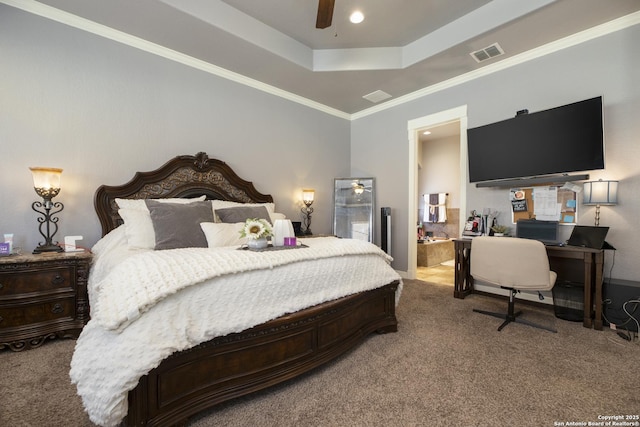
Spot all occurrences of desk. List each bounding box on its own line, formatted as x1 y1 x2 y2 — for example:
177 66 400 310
453 238 604 330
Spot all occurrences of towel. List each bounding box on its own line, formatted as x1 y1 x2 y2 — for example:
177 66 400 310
424 193 447 223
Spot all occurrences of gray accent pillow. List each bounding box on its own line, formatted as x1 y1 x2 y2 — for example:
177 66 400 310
145 200 214 250
215 206 271 224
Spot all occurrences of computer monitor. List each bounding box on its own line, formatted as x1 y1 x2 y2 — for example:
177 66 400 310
516 219 560 245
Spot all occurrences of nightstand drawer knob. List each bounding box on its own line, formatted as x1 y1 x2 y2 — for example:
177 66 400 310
52 303 63 314
0 283 3 290
51 275 65 285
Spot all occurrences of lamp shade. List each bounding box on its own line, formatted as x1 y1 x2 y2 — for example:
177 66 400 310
583 180 618 205
30 167 63 199
302 189 315 205
30 167 62 190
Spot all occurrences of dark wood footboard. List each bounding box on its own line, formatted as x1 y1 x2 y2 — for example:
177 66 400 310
125 280 400 426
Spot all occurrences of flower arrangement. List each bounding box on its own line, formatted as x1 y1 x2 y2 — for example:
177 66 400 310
240 218 273 240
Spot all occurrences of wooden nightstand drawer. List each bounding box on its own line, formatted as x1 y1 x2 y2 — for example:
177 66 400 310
0 267 73 297
0 297 75 328
0 251 91 351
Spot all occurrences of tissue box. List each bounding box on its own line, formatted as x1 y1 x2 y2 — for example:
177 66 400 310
0 242 10 256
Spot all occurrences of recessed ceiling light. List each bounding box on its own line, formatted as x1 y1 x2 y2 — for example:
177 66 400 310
423 131 432 135
350 11 364 24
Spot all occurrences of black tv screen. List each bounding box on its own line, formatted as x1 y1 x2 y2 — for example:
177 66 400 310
467 96 604 183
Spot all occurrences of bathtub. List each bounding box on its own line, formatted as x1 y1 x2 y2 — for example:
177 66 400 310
417 238 454 267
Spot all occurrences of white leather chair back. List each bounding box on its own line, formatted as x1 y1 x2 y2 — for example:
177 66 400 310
470 236 557 291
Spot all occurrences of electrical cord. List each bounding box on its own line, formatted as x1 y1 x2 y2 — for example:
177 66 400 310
603 250 616 290
622 299 640 343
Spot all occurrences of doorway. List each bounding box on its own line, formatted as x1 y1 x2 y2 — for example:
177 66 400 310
407 105 468 281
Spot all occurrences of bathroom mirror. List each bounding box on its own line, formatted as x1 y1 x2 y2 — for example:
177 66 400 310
332 178 375 242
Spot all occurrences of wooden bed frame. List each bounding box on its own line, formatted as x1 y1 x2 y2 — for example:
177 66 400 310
94 152 399 426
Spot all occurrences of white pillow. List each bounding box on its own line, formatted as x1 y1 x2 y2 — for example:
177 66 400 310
200 222 247 247
117 196 207 249
270 212 286 221
118 208 157 249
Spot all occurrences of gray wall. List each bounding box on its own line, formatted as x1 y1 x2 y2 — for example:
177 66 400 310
0 6 350 252
352 24 640 280
2 5 638 282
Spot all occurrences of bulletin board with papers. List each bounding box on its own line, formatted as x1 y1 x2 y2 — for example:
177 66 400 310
510 186 577 224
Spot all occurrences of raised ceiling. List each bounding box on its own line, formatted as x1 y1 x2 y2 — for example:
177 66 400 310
8 0 640 116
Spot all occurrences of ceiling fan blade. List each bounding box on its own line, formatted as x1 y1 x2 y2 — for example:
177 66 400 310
316 0 335 29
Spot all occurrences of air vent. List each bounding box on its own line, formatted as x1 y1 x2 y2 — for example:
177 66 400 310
470 43 504 63
363 90 392 103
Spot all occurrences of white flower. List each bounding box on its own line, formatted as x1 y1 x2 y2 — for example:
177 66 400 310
240 218 273 240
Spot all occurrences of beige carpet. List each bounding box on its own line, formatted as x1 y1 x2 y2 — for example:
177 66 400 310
1 279 638 427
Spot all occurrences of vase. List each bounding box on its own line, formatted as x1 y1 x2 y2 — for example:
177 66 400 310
272 219 295 247
248 237 268 249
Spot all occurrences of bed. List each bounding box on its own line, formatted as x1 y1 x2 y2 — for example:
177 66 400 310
71 152 401 427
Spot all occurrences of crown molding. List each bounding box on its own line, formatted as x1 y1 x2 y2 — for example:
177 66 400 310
3 0 639 121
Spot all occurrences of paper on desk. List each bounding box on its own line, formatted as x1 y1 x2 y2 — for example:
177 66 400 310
533 187 561 221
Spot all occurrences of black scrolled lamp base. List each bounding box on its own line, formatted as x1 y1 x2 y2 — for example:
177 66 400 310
32 197 64 254
301 205 314 235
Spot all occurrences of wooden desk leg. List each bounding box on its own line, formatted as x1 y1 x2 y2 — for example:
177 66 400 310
454 244 472 299
583 253 593 329
593 251 604 331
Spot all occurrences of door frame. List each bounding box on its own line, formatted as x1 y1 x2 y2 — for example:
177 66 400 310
407 105 468 279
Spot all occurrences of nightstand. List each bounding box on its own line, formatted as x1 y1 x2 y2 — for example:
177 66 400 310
0 251 91 351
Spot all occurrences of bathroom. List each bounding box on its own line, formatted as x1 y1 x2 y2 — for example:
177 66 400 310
417 122 461 281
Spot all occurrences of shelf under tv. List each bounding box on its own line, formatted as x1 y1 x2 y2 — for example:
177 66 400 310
474 173 589 188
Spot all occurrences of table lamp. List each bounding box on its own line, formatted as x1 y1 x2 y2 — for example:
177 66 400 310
30 167 64 253
301 189 315 235
583 179 618 226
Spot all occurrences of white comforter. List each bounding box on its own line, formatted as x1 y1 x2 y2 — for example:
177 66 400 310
70 227 402 427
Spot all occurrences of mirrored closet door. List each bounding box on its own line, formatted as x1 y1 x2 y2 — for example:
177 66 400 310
333 178 375 242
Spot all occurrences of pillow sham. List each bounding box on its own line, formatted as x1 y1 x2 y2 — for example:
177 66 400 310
200 222 246 247
117 196 207 249
215 206 271 224
116 195 206 210
118 208 157 249
146 200 214 250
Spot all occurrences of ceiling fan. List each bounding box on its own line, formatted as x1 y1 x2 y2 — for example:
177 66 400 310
316 0 335 29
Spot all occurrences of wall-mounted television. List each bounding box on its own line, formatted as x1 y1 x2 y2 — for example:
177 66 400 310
467 96 604 183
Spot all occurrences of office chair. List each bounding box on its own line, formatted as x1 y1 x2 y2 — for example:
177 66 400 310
470 236 558 333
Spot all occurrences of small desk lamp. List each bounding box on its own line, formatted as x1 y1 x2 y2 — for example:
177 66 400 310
301 189 315 235
30 167 64 253
583 179 618 226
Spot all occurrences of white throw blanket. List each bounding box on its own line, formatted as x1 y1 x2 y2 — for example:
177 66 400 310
90 237 395 331
71 235 402 427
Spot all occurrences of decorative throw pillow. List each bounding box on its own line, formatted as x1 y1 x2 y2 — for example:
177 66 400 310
211 200 275 221
215 206 271 224
200 222 246 247
145 200 214 250
117 196 207 249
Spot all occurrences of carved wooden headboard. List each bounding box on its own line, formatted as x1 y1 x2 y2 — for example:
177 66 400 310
94 152 274 236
